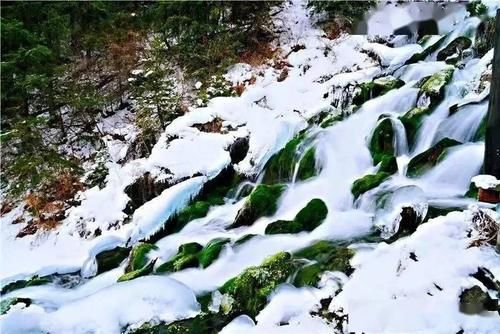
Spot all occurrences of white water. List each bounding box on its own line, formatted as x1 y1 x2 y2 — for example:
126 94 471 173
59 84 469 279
1 1 498 333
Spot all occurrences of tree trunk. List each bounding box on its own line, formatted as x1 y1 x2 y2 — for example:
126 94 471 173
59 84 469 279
484 9 500 178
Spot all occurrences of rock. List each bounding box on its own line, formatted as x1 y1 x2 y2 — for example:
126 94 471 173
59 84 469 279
405 35 447 64
459 285 497 314
0 297 31 315
399 107 432 148
129 313 232 334
476 17 496 57
265 198 328 234
293 241 354 287
296 147 318 181
369 117 395 164
437 37 472 62
419 68 454 102
95 246 130 275
124 242 158 273
218 252 297 317
352 76 404 106
277 68 289 82
198 238 231 268
263 133 305 184
406 137 461 177
229 137 249 164
156 242 203 273
387 206 424 241
124 173 171 212
230 184 286 228
117 259 157 282
1 275 51 295
351 172 391 199
378 155 398 174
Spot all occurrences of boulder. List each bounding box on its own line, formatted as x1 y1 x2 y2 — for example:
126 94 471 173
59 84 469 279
406 137 461 177
352 76 404 106
296 147 318 181
369 117 395 164
262 133 305 184
399 107 432 148
156 242 203 273
265 198 328 234
230 184 286 228
351 172 391 199
229 137 249 164
459 285 497 314
96 246 130 275
437 37 472 61
419 68 454 102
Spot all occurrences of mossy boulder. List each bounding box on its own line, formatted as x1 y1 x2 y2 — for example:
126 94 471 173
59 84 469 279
405 35 447 64
262 133 305 184
156 242 203 273
218 252 298 318
1 275 51 295
0 297 31 315
297 147 318 181
378 155 398 174
459 285 497 314
199 238 230 268
125 242 158 273
230 184 286 228
423 205 460 223
129 312 232 334
95 246 130 275
419 68 454 100
399 107 432 148
265 198 328 235
351 172 391 199
320 113 343 128
369 117 395 164
352 76 404 106
406 137 461 177
117 259 157 282
437 37 472 62
293 241 354 287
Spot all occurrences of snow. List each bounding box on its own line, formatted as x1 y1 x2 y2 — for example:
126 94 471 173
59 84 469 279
0 276 199 334
472 174 500 190
332 210 500 333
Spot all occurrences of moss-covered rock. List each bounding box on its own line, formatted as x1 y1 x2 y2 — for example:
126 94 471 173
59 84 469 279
218 252 298 318
1 275 51 295
125 242 158 273
320 113 343 128
0 297 31 315
459 285 497 314
405 35 447 64
423 205 460 223
156 242 203 273
399 107 432 148
419 68 454 100
351 172 391 199
95 246 130 275
199 238 230 268
467 0 488 17
378 155 398 174
437 37 472 62
230 184 286 228
117 259 157 282
293 241 354 287
297 147 318 181
129 312 232 334
369 117 395 164
262 133 305 184
265 198 328 235
352 76 404 106
406 137 461 177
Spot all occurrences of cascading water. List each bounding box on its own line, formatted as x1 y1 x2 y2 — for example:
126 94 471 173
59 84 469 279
1 1 498 333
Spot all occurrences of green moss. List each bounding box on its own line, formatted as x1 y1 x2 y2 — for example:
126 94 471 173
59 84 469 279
1 275 51 295
352 76 404 106
293 241 354 287
405 35 447 64
297 147 318 181
419 68 454 100
230 184 286 228
465 182 479 199
156 242 203 273
198 238 230 268
406 137 461 177
263 133 306 184
1 297 31 315
117 260 156 282
467 1 488 16
219 252 298 317
265 198 328 235
369 117 394 164
320 113 343 128
234 234 258 246
399 107 432 147
423 206 460 223
96 246 130 275
129 312 232 334
351 172 390 199
378 155 398 174
125 242 158 273
474 115 487 141
177 197 225 227
437 37 472 62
